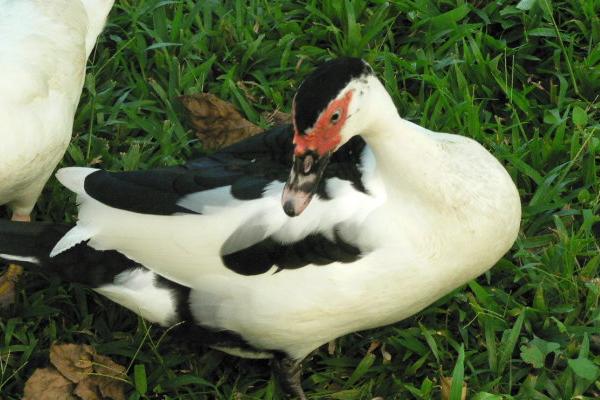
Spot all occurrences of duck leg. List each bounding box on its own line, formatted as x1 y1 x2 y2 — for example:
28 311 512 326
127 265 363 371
0 213 29 306
272 355 307 400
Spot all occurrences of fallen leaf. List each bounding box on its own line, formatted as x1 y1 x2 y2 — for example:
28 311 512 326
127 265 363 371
440 376 467 400
24 344 128 400
92 353 127 379
236 81 259 102
50 343 94 383
366 340 381 355
0 263 24 308
90 353 128 400
89 155 103 165
0 277 17 307
262 109 291 125
179 93 263 151
75 375 127 400
73 378 101 400
74 350 128 400
23 367 76 400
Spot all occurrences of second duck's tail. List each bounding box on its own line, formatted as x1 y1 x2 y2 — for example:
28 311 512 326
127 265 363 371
0 220 72 266
0 219 140 288
0 219 192 327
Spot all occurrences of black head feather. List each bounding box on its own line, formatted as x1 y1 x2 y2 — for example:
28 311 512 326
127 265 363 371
293 57 373 134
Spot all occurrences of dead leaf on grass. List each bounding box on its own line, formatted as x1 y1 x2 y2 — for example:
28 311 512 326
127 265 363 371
74 375 127 400
24 343 128 400
366 340 381 355
179 93 263 150
23 367 76 400
262 109 291 125
0 263 24 308
87 353 128 400
73 378 102 400
73 352 128 400
50 343 94 383
92 353 127 379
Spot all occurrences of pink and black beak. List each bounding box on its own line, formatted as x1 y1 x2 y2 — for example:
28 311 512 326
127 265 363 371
281 150 332 217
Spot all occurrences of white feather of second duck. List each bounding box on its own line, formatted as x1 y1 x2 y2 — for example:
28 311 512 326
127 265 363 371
0 0 113 216
54 75 520 361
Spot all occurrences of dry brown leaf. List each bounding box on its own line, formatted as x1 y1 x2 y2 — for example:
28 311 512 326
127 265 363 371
50 343 95 383
23 367 76 400
73 378 102 400
72 352 128 400
92 353 127 379
236 81 259 102
366 340 381 355
179 93 263 151
262 109 291 125
440 376 467 400
25 343 128 400
74 375 127 400
0 263 24 308
95 374 127 400
89 155 103 166
0 277 17 307
90 353 128 400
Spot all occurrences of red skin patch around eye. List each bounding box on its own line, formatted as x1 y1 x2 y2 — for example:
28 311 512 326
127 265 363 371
293 90 354 156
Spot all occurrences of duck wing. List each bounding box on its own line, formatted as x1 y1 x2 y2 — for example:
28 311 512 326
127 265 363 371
54 124 381 284
80 124 368 215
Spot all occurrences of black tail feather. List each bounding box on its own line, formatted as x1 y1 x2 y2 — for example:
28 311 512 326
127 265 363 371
0 220 138 287
0 220 72 265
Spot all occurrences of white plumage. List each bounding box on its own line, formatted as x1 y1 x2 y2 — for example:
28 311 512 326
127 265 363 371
52 74 520 361
0 57 521 397
0 0 113 217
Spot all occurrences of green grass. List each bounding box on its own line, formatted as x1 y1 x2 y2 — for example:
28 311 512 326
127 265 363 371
1 0 600 398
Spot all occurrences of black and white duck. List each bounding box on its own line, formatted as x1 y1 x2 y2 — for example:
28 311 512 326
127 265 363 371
0 57 521 398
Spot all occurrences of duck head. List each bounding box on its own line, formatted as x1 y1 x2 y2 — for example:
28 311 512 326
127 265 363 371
282 57 377 217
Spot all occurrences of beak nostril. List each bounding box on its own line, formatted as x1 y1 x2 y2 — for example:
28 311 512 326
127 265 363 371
303 155 313 174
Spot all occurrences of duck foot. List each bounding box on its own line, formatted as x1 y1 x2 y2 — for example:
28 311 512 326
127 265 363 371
272 355 307 400
0 264 24 307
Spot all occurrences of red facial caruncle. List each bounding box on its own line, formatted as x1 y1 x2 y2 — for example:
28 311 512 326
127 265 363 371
293 90 354 156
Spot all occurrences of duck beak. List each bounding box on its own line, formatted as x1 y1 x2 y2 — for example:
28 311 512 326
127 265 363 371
282 151 332 217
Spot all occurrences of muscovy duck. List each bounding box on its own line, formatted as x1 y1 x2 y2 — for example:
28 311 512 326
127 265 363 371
0 58 521 399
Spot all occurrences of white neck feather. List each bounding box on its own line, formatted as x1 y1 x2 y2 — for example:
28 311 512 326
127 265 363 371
80 0 115 57
358 78 446 206
355 77 521 272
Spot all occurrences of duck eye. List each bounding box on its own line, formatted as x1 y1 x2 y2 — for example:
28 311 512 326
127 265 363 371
330 110 341 124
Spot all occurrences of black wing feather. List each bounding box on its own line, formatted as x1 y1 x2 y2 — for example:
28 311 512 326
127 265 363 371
83 124 368 215
221 229 362 275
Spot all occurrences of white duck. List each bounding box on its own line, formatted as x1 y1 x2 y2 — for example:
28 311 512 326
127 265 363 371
0 58 521 398
0 0 114 302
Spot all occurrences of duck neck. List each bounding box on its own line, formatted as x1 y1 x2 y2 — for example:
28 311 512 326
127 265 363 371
360 84 445 205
